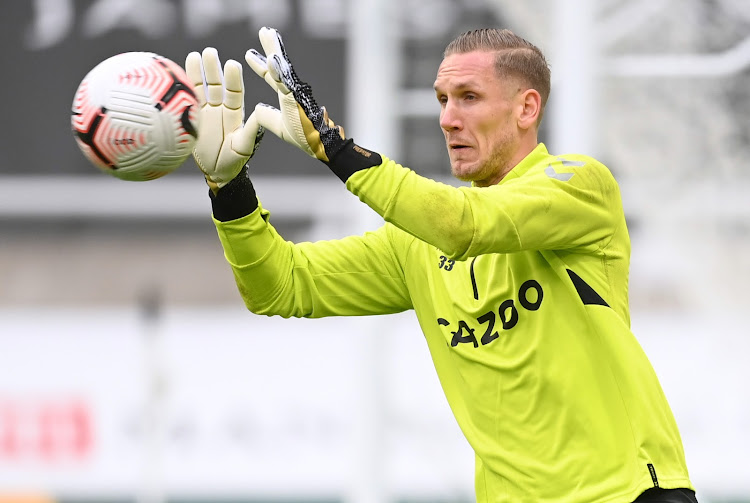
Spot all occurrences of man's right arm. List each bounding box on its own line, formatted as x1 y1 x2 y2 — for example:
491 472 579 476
210 169 413 319
184 47 410 319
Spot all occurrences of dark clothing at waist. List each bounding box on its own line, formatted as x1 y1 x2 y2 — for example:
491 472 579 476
634 488 699 503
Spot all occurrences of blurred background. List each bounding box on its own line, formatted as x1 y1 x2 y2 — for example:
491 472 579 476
1 0 749 502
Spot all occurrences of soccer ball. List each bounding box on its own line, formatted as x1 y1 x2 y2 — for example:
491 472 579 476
71 52 200 181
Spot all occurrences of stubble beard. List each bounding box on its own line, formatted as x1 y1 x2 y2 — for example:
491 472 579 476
451 133 515 187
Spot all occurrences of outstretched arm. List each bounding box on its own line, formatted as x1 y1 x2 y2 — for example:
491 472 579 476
212 201 413 318
245 28 622 260
186 46 412 318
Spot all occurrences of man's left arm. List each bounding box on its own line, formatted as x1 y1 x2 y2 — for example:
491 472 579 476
340 154 622 260
246 28 620 260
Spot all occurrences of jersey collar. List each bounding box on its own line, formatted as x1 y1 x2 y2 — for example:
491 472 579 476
497 143 549 186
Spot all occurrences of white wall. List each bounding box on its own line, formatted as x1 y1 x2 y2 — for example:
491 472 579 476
0 308 748 501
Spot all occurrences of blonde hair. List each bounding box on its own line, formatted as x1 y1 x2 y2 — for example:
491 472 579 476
444 29 551 123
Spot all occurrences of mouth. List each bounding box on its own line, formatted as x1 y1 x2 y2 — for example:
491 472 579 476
449 143 471 151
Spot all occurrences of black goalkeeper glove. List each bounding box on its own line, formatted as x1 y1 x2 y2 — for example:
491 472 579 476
245 27 381 180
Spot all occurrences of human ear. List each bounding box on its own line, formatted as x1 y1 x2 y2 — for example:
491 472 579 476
517 89 542 129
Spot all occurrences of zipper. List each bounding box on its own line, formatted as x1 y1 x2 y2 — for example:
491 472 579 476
470 256 479 300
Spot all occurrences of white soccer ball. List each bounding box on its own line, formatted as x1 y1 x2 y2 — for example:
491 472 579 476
71 52 200 181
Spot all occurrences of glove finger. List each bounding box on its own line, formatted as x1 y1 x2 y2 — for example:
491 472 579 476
223 59 244 133
245 48 280 93
232 111 264 156
254 102 286 140
259 27 284 62
223 59 244 111
185 51 206 108
245 49 267 78
269 55 291 94
259 27 292 94
201 47 224 106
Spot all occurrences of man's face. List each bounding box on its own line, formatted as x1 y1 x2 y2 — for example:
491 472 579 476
434 51 521 186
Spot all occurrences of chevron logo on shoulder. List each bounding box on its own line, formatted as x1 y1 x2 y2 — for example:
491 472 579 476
545 158 584 181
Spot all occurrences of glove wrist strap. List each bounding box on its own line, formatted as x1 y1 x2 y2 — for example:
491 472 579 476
325 139 382 182
209 166 260 221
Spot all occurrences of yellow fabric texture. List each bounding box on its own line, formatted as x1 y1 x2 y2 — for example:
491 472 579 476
214 143 693 502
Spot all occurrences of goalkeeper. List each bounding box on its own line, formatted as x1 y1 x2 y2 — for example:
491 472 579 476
185 28 697 503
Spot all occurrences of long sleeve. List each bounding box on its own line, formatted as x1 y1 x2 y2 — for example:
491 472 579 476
214 203 413 318
339 143 622 261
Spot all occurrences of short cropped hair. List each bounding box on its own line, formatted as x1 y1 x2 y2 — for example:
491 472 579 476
444 29 551 124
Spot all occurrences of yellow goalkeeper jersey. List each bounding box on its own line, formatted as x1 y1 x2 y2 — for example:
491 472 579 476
214 143 693 502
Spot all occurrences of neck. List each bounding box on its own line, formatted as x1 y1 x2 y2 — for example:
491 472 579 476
508 133 538 173
479 133 538 187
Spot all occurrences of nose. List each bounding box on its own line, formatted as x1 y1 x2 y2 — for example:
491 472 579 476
440 100 461 132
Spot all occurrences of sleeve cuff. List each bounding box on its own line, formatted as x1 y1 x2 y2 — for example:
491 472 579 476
325 139 383 182
209 166 259 222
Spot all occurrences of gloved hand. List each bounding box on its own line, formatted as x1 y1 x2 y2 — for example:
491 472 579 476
185 47 264 192
245 27 347 163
